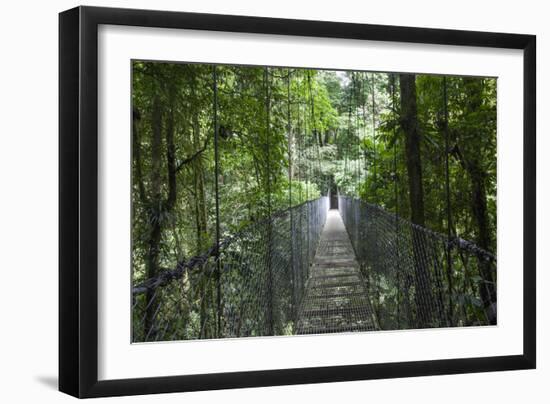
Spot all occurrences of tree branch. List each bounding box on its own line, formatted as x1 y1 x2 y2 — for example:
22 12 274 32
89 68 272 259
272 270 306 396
175 135 210 173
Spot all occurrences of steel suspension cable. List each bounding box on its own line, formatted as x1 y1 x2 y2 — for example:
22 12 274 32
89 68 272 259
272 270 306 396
287 70 293 209
351 72 357 195
303 95 310 203
212 65 222 336
361 72 368 199
443 76 454 325
301 75 311 272
369 73 378 203
264 67 274 334
391 74 400 219
264 68 272 216
287 69 297 319
297 85 303 203
353 72 361 196
344 73 352 193
390 73 402 327
307 71 324 197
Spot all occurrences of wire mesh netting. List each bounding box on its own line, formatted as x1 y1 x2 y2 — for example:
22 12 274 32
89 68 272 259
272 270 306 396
296 210 377 334
132 194 496 343
338 196 497 330
132 196 329 342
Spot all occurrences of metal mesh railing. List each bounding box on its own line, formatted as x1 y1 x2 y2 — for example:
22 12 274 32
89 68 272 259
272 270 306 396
132 196 329 342
296 210 378 334
338 196 497 330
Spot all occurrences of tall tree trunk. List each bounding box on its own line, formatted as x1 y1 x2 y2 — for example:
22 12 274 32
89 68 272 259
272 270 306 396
132 107 147 205
324 130 330 146
165 91 177 212
145 95 163 338
471 167 496 323
459 78 496 324
399 74 433 327
192 113 208 254
400 75 425 226
189 75 210 338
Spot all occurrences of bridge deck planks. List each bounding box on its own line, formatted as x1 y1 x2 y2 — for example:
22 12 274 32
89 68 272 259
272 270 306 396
296 209 377 334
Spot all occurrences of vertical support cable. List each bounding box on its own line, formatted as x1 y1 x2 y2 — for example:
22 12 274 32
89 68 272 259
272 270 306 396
287 71 293 212
353 72 360 197
307 71 322 196
361 72 368 200
370 73 378 203
369 72 381 310
303 97 309 203
346 73 353 193
296 88 304 295
304 80 311 269
264 67 274 335
287 69 297 321
443 76 454 326
351 72 357 195
212 65 222 337
391 73 401 328
391 74 399 217
297 89 303 203
357 72 363 196
351 72 360 254
300 75 310 273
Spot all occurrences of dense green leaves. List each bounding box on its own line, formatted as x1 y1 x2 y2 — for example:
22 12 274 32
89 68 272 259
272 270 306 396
132 62 496 293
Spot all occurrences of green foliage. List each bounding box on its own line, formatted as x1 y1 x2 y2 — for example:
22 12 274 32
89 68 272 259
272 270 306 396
132 63 497 329
132 64 339 284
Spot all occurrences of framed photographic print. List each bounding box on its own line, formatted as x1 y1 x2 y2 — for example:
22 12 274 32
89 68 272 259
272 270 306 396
59 6 536 398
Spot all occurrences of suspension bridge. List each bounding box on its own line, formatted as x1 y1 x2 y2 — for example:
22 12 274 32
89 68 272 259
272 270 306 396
132 195 496 342
131 67 497 342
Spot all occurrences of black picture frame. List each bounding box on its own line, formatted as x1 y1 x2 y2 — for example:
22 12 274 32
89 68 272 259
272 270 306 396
59 5 536 398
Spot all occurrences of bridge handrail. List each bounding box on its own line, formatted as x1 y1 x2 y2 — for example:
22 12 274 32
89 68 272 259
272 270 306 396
339 195 496 263
132 196 328 295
